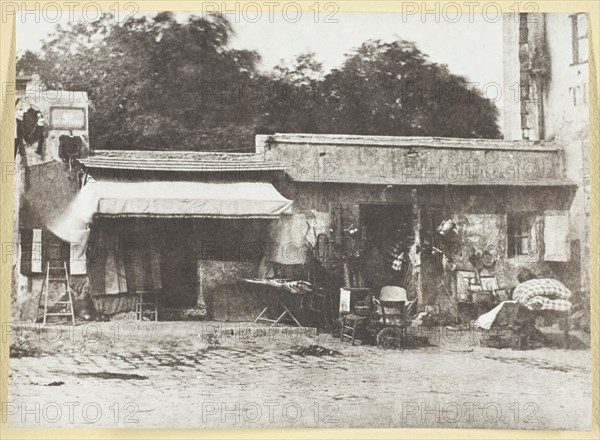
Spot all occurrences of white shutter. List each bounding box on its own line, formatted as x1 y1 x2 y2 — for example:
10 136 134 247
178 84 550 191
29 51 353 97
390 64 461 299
339 288 351 314
544 211 570 262
31 229 43 273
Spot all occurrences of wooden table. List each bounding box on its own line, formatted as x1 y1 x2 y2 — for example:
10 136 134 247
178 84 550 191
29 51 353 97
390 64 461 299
241 279 314 327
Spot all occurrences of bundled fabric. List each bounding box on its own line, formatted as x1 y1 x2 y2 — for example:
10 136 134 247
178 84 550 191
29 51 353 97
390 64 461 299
513 278 573 312
58 134 84 162
475 278 572 330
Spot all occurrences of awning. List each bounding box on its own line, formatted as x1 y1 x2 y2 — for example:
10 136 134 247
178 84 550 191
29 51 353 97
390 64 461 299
50 180 293 242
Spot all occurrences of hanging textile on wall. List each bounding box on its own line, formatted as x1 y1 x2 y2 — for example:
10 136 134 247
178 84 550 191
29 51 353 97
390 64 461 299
304 210 331 249
104 229 127 295
267 214 310 265
125 223 162 293
69 229 90 275
89 228 127 295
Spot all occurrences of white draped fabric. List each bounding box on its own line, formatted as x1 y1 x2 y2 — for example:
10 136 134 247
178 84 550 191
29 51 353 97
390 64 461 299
50 180 293 243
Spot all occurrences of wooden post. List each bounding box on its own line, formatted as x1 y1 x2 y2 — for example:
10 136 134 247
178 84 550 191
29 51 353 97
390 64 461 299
192 222 207 314
563 315 570 349
411 189 423 308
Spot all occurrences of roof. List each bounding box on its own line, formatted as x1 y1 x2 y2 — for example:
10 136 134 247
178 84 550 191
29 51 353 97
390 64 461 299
268 133 563 152
79 150 287 172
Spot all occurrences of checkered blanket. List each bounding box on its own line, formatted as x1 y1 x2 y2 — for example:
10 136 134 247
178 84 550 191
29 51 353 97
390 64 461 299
512 278 573 312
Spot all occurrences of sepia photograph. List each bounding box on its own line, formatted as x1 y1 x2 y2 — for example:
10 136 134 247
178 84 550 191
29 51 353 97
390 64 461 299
3 2 595 433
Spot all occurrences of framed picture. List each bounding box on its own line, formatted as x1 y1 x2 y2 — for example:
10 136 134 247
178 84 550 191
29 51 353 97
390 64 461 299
480 276 499 291
456 270 476 296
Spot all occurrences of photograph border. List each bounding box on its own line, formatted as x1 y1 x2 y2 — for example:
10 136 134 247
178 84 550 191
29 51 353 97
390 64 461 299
1 1 598 439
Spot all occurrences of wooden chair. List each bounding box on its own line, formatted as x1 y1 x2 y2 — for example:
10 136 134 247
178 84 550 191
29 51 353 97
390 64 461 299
340 314 366 345
375 300 407 326
376 286 408 319
373 286 409 348
135 290 159 321
339 287 372 344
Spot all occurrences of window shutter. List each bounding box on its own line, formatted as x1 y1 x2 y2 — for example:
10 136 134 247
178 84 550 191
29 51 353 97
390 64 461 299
32 229 43 272
544 211 570 262
20 229 44 274
20 229 32 274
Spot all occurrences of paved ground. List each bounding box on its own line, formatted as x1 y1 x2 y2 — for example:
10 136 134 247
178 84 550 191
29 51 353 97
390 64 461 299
6 321 592 430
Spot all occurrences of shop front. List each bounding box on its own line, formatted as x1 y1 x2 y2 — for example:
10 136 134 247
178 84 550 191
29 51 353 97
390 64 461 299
265 134 579 321
49 174 294 320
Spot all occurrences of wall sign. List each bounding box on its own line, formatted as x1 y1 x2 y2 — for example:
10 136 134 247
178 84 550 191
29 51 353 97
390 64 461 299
50 106 87 130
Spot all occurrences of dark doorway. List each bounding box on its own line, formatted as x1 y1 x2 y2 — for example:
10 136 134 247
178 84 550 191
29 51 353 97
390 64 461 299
159 220 197 308
359 203 414 295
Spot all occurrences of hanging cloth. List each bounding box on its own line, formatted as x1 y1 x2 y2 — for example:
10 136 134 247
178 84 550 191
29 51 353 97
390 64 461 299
104 229 127 295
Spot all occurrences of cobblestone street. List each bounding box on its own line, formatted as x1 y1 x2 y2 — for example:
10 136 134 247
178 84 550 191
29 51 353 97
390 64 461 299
7 322 592 430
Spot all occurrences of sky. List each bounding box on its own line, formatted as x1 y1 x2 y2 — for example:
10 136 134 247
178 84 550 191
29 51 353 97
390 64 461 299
16 10 504 114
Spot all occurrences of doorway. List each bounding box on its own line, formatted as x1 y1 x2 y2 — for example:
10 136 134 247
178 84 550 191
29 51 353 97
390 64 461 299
159 219 197 308
359 203 414 296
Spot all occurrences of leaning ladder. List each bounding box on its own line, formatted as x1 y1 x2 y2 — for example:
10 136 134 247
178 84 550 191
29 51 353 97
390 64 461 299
38 261 75 326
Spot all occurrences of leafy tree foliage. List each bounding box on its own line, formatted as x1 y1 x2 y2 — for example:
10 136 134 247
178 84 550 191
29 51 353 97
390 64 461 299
17 14 500 151
317 40 500 138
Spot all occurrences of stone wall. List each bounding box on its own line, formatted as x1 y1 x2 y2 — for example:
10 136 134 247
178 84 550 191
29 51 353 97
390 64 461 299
262 134 567 186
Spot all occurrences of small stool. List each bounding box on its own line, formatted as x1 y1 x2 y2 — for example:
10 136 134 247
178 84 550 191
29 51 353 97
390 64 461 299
340 313 366 345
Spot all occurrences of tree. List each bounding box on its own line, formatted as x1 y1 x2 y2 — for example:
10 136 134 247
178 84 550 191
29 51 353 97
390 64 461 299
18 18 501 151
18 12 263 151
315 40 500 138
258 52 324 134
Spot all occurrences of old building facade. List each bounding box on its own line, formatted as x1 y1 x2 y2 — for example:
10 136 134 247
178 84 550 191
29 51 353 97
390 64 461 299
12 76 89 320
11 13 590 322
503 12 590 294
264 133 577 317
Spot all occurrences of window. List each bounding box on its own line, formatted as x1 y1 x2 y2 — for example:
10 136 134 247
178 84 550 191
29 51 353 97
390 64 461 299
507 212 540 259
571 13 589 65
569 84 588 106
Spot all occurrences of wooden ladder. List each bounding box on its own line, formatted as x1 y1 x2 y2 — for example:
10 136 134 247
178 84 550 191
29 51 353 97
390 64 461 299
37 261 75 326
